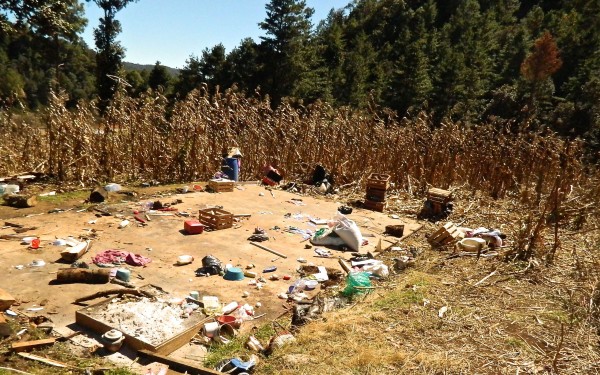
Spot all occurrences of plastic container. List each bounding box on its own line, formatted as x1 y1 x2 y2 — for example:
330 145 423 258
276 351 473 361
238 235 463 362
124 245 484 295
457 237 486 252
184 220 204 234
116 268 131 282
223 267 245 281
203 296 220 315
222 301 239 314
5 184 19 194
104 183 121 192
222 157 240 181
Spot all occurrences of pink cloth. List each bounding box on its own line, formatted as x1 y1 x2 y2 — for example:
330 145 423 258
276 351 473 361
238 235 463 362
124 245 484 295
92 249 151 267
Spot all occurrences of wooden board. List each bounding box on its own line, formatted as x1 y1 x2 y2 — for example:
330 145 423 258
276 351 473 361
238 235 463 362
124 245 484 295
0 287 16 311
60 240 91 263
12 338 56 352
139 350 223 375
75 286 211 355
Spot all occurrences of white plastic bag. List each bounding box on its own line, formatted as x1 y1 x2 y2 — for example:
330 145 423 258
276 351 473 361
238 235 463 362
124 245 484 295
332 213 362 251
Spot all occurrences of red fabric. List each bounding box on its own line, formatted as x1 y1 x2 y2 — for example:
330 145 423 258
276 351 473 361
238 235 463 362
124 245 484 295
92 249 151 266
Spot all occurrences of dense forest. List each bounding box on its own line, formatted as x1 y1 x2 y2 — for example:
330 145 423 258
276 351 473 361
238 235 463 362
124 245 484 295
1 0 599 151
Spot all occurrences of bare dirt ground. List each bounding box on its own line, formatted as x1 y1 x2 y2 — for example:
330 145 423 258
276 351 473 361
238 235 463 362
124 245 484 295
0 182 419 371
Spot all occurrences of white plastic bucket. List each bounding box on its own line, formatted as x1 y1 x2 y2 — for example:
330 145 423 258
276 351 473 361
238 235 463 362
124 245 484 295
457 237 487 252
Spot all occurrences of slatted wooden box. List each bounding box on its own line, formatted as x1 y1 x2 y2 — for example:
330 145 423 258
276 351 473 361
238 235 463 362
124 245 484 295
366 187 387 202
198 208 233 230
208 179 234 193
427 222 464 246
367 173 391 191
363 199 387 212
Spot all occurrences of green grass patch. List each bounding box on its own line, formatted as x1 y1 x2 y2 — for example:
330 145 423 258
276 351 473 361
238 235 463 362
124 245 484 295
203 321 277 369
203 335 248 368
373 271 434 310
37 189 89 204
103 369 139 375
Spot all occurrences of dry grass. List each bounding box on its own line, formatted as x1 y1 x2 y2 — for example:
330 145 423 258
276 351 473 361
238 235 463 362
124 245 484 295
256 191 600 374
2 88 600 374
1 87 594 199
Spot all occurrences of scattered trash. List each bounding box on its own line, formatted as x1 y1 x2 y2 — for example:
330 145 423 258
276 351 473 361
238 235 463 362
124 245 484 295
263 266 277 273
314 248 332 258
438 305 449 318
118 220 130 229
29 259 45 267
215 354 258 373
196 255 223 276
342 272 372 296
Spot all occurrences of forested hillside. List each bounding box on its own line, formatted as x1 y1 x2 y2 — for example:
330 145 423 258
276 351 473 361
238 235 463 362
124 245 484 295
1 0 599 150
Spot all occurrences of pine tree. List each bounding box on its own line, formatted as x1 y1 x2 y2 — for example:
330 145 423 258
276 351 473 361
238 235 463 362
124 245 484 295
91 0 137 113
258 0 314 106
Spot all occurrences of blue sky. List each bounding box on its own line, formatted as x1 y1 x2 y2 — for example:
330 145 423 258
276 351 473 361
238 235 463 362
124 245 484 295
82 1 350 69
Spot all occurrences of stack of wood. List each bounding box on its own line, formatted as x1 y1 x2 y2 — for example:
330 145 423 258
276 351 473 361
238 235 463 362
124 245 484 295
363 173 391 212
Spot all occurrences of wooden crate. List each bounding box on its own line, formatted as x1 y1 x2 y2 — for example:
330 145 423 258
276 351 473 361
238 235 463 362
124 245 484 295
427 187 453 204
427 222 464 246
366 187 387 202
198 208 233 230
367 173 391 190
363 199 387 212
208 179 234 193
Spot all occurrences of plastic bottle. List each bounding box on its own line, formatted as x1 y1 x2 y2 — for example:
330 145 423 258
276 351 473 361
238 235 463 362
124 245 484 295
222 301 239 314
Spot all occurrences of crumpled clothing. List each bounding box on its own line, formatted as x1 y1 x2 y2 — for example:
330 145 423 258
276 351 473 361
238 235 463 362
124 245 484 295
92 249 152 267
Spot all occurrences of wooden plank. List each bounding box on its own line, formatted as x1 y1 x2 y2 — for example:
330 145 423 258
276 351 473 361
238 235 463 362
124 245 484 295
250 241 287 259
155 316 212 355
12 338 56 352
138 349 223 375
0 288 16 311
17 352 69 368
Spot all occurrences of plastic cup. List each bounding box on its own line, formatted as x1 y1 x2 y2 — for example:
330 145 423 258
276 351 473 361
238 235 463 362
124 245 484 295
31 238 40 249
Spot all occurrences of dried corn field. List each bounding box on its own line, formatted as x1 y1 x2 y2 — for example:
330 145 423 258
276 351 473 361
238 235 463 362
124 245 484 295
0 87 598 202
